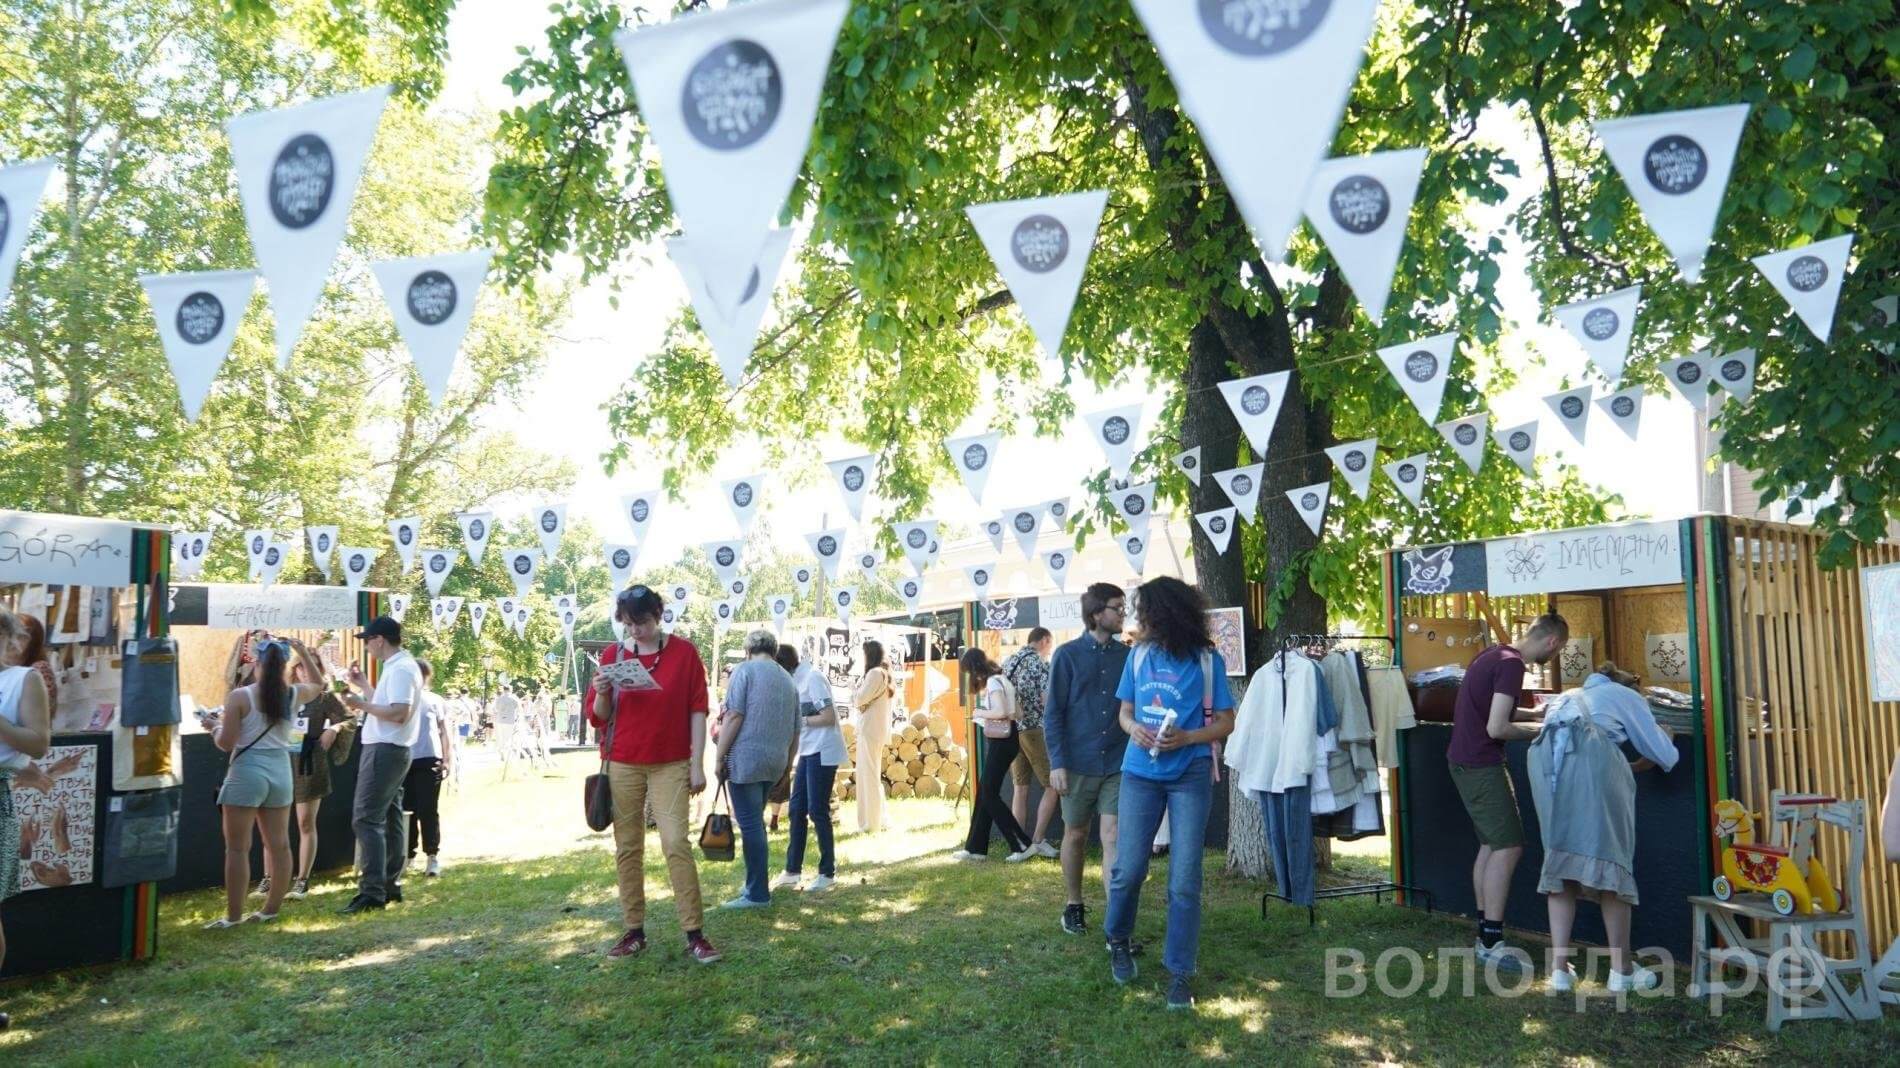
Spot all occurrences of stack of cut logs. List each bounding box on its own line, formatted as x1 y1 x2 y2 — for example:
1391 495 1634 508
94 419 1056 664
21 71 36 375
836 712 967 802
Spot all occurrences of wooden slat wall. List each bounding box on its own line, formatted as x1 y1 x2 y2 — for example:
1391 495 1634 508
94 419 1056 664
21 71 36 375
1724 519 1900 951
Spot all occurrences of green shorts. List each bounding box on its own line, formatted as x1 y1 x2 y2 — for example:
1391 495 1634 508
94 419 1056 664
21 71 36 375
1011 728 1051 787
1059 771 1120 826
1450 761 1524 849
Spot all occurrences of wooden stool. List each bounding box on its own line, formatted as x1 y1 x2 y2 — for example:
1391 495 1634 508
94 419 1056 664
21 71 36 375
1690 893 1882 1030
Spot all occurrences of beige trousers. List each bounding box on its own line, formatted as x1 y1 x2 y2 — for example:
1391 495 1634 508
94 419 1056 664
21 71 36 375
855 711 888 833
609 760 703 933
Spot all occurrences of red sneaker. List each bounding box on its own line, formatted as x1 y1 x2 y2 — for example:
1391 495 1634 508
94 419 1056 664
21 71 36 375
605 930 647 959
687 935 723 965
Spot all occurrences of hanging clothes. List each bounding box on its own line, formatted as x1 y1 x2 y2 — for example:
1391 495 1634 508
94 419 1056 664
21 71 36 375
1308 659 1360 818
1254 786 1315 906
1365 664 1414 769
1226 652 1324 794
1319 651 1377 779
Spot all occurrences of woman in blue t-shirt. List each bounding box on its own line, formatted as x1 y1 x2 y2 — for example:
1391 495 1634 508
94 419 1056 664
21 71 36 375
1104 576 1236 1012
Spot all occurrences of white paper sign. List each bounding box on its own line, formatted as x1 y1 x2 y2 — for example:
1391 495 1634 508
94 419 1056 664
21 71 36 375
1083 403 1144 480
1173 446 1203 486
1546 386 1594 445
1003 505 1043 562
965 189 1109 361
305 526 338 581
1196 507 1237 555
532 504 567 562
1119 532 1151 576
199 583 359 631
613 0 850 307
421 548 457 597
805 529 846 582
1325 438 1378 500
704 540 745 588
964 562 997 597
1710 348 1758 403
669 228 795 386
604 543 640 590
1211 464 1265 524
227 86 392 366
503 547 540 598
1042 547 1073 593
1753 234 1854 344
371 249 491 405
1382 453 1429 509
388 593 411 622
1303 147 1426 325
1595 103 1750 283
892 519 938 576
387 517 421 574
830 585 857 624
1216 371 1292 457
721 474 765 536
457 511 494 566
1112 483 1158 535
1286 482 1331 537
1484 519 1683 596
0 159 57 317
944 431 1002 504
1660 353 1715 407
1435 413 1489 474
1551 284 1642 383
140 269 257 421
1595 386 1645 439
1379 332 1456 425
338 547 376 590
825 455 874 523
1130 0 1379 262
1493 420 1539 477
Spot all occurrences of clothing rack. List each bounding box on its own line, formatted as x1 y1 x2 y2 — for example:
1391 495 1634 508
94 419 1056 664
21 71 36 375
1264 632 1433 926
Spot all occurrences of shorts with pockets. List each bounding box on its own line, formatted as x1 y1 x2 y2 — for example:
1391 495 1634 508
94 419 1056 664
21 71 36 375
1011 728 1051 787
1059 771 1120 826
1449 761 1524 849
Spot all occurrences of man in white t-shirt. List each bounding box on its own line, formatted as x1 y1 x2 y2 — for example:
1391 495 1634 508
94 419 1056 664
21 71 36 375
340 616 423 913
494 687 521 778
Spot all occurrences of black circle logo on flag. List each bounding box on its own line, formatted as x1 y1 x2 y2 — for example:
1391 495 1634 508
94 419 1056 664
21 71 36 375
1124 493 1146 516
1328 175 1390 234
1010 214 1069 273
682 39 782 151
469 518 487 541
1403 350 1438 383
858 553 875 570
985 520 1002 537
672 585 688 601
1013 512 1036 534
1643 134 1707 194
612 548 631 569
962 443 988 471
1300 491 1321 511
732 482 753 508
1343 450 1366 472
1230 473 1254 497
1049 501 1068 520
540 510 559 533
1720 358 1746 383
629 499 649 524
718 604 731 619
1508 430 1532 452
1785 255 1828 293
663 607 676 624
430 555 447 573
0 195 9 248
907 528 927 549
193 537 207 557
1210 515 1228 535
817 535 837 557
795 567 811 584
513 555 531 575
317 532 331 552
407 270 458 325
1180 454 1198 471
1050 553 1066 570
265 547 280 567
1127 536 1144 554
1611 396 1635 418
1454 423 1478 446
716 546 736 567
774 599 787 614
251 535 265 555
1560 396 1585 419
269 133 336 229
1199 0 1332 56
974 569 989 586
842 464 865 492
1101 416 1131 445
903 581 918 598
1676 361 1703 385
740 266 762 305
1241 384 1271 416
928 540 939 554
838 591 852 607
348 553 367 573
1397 463 1418 484
176 292 225 345
399 526 414 546
1582 307 1620 341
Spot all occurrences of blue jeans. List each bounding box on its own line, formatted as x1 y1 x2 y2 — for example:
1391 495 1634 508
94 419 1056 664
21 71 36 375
785 755 838 877
728 779 771 903
1104 758 1211 977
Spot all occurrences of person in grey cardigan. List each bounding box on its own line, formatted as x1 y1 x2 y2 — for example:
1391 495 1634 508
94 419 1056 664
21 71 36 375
713 630 801 908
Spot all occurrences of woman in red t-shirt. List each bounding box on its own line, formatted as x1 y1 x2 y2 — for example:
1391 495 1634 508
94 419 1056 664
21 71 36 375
587 585 721 966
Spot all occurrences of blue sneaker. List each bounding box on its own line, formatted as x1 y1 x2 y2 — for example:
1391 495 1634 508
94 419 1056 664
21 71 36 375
1109 940 1137 985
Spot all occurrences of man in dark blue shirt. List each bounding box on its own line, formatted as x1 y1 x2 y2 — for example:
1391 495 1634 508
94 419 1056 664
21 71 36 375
1043 582 1130 936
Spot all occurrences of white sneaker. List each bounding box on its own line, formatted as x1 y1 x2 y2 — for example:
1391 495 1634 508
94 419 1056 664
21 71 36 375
949 849 987 862
1546 964 1576 994
1607 965 1660 993
720 895 770 910
771 872 802 891
1474 938 1529 974
1005 847 1036 863
804 875 836 893
425 856 441 878
1033 841 1059 859
285 879 309 900
202 917 241 930
244 911 279 924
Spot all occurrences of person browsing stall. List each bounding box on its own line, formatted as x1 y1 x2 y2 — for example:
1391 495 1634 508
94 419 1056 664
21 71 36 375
1043 583 1131 937
1004 627 1060 859
338 616 423 915
774 643 846 893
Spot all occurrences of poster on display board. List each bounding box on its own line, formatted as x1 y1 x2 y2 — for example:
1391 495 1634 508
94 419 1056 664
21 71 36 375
12 744 98 892
0 511 135 588
979 596 1035 633
1859 561 1900 702
1206 606 1246 677
1483 519 1683 596
169 584 361 631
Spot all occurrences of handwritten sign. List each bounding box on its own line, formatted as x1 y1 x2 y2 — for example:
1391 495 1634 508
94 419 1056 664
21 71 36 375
171 584 359 631
0 511 134 587
1484 519 1683 596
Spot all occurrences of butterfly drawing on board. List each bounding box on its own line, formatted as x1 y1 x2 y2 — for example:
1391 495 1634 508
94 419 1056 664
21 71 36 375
1502 541 1546 583
1404 547 1455 595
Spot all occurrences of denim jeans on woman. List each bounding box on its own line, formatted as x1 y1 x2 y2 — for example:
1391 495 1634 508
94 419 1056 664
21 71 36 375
785 755 838 878
1104 757 1212 977
727 779 772 903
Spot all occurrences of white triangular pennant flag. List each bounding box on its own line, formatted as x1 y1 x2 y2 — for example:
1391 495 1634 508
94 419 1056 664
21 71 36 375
1596 386 1645 439
830 585 857 624
387 518 421 573
1753 234 1854 343
457 512 493 566
339 547 376 590
704 540 745 588
1382 454 1429 509
768 593 793 632
1211 464 1265 524
1864 295 1898 355
726 576 750 604
825 455 874 522
1303 147 1427 325
892 520 938 576
805 529 846 582
712 597 738 633
605 543 641 590
612 0 850 306
468 601 488 635
433 596 463 630
1041 547 1073 593
1082 403 1143 480
1493 421 1539 478
1130 0 1379 262
660 605 680 634
924 534 943 572
1112 483 1158 534
1216 371 1293 457
852 546 882 586
258 541 288 592
1546 386 1594 445
140 270 256 421
1435 413 1489 474
619 491 659 543
1378 332 1456 424
503 547 541 598
558 606 577 641
532 504 567 561
1285 482 1331 537
513 605 531 639
1196 507 1237 555
371 249 490 405
1595 103 1750 283
981 518 1006 555
1551 285 1643 383
178 532 211 581
944 432 1002 504
496 597 518 632
554 594 576 618
791 565 815 599
1661 354 1715 407
1003 505 1043 562
227 86 392 366
0 159 57 316
1325 438 1378 501
896 576 924 615
1119 532 1151 576
721 474 765 536
1044 497 1073 531
1711 349 1759 403
1173 446 1203 486
387 593 410 622
306 526 338 581
964 189 1109 360
245 530 271 581
963 563 998 598
669 229 795 387
667 584 692 609
421 549 457 597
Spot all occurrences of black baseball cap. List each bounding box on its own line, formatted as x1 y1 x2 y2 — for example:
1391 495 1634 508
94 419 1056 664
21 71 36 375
355 616 403 644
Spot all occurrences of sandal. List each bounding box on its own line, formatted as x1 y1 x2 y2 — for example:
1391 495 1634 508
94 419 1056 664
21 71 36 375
202 917 243 930
244 911 279 924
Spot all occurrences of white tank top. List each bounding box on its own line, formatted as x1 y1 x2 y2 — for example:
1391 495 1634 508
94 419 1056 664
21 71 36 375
234 684 298 751
0 666 30 772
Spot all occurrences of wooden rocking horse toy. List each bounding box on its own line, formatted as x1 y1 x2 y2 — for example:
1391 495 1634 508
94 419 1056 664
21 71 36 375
1711 796 1845 916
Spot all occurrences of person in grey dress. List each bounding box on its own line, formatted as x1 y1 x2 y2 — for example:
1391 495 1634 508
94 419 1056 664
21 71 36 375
713 630 801 908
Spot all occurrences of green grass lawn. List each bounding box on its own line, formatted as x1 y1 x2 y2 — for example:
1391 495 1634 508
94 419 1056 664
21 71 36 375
3 758 1897 1065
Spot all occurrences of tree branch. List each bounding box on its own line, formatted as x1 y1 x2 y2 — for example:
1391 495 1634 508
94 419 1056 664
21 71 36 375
1528 64 1632 283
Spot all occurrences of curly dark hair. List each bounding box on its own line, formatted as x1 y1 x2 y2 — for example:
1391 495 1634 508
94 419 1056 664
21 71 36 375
1132 575 1211 659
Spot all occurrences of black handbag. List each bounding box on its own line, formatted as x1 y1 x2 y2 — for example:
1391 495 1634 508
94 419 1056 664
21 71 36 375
699 783 735 861
583 695 616 832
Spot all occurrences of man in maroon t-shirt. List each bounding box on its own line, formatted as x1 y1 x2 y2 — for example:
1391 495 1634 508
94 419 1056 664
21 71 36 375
1446 612 1568 970
588 585 721 965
